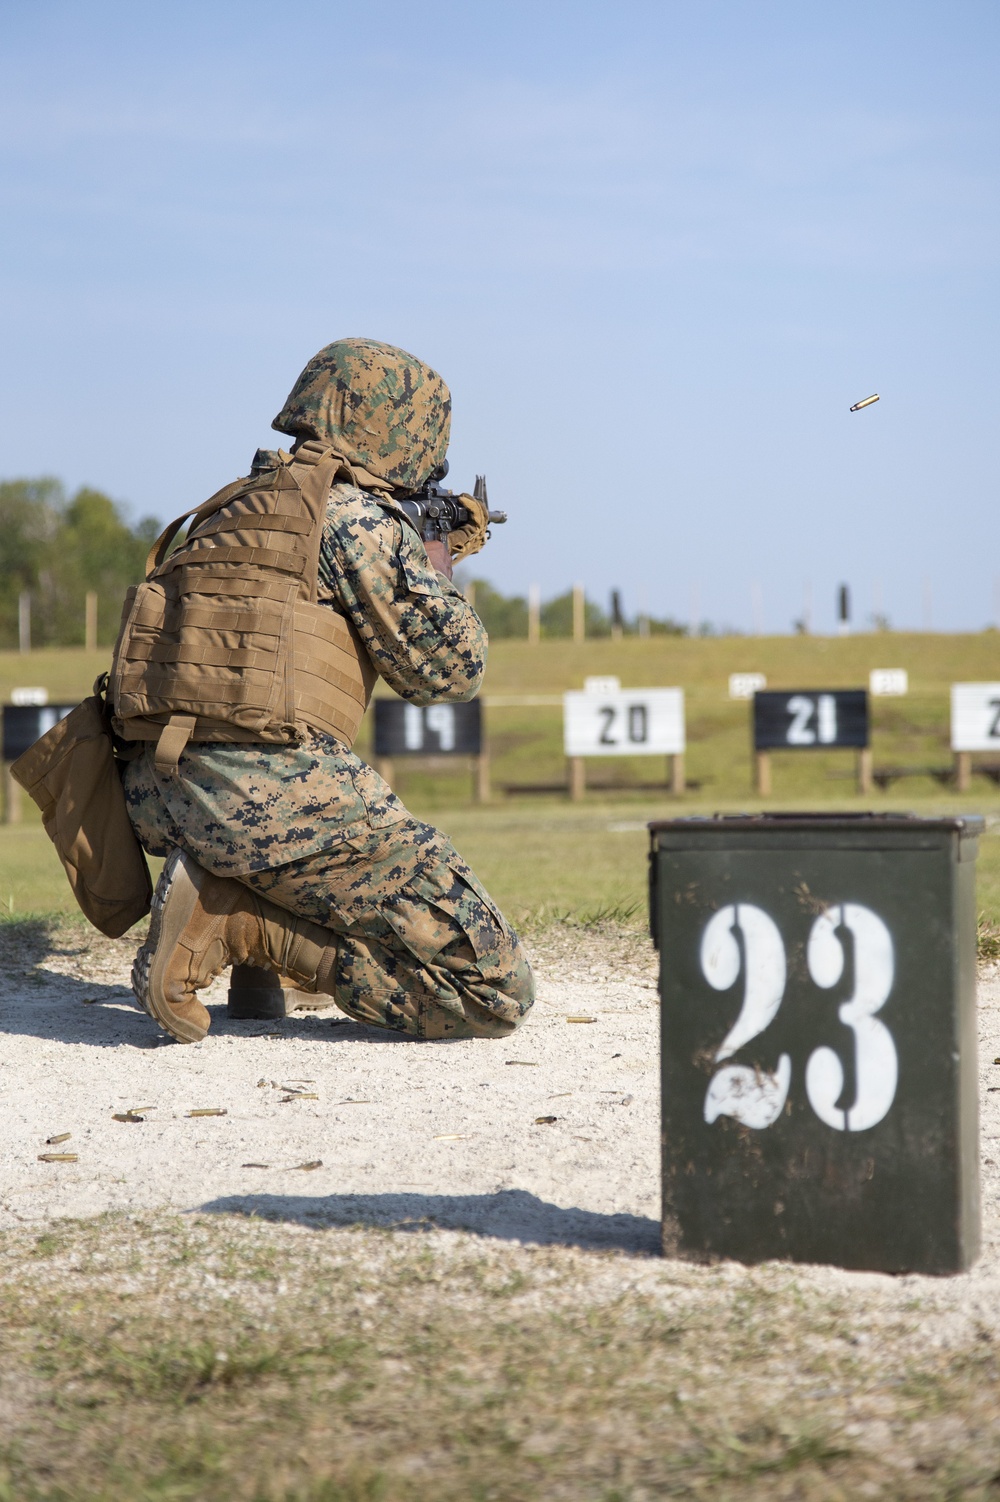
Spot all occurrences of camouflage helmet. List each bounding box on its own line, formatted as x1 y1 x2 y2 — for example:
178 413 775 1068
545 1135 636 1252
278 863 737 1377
272 338 451 492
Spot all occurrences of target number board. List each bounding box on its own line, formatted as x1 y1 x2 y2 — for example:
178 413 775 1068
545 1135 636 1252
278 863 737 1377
753 689 868 750
2 703 76 762
649 815 981 1274
951 683 1000 752
563 688 684 757
373 699 482 756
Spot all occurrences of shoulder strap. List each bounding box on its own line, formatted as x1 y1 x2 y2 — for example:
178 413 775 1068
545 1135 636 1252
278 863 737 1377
289 439 355 478
144 444 363 588
143 444 344 580
145 475 256 578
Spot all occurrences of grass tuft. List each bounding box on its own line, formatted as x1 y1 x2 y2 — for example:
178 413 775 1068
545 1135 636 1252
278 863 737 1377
259 1479 391 1502
98 1338 299 1404
978 911 1000 962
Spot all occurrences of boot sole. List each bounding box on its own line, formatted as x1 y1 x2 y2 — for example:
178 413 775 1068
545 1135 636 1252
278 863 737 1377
288 992 334 1011
132 850 208 1044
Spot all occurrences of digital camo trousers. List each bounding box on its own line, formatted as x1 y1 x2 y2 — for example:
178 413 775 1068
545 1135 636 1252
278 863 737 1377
240 820 534 1039
126 791 534 1040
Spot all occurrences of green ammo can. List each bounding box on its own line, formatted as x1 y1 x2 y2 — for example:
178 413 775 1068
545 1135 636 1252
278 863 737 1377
648 814 983 1274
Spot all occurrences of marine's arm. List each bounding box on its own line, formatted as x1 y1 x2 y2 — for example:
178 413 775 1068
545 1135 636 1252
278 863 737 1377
320 488 486 704
423 538 454 580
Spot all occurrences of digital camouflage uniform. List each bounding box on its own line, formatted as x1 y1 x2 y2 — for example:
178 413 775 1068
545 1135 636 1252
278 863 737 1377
121 340 533 1040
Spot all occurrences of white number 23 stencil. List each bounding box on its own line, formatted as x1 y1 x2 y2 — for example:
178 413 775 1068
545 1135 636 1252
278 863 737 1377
699 903 897 1133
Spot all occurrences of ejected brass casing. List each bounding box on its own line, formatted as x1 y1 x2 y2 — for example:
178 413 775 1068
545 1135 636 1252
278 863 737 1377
850 393 880 411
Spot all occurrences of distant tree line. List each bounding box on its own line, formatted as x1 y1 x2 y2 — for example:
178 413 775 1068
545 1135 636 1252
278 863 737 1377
0 477 723 651
460 577 712 639
0 478 159 648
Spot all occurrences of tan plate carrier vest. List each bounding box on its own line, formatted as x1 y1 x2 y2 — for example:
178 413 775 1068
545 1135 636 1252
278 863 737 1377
110 441 378 773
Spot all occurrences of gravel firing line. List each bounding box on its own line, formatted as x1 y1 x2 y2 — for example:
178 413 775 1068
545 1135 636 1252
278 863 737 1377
0 926 660 1249
0 923 997 1294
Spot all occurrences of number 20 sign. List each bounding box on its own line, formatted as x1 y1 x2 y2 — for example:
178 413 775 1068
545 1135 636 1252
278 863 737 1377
563 688 684 757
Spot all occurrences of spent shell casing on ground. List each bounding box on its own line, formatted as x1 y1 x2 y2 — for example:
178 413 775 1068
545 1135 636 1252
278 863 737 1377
850 393 880 411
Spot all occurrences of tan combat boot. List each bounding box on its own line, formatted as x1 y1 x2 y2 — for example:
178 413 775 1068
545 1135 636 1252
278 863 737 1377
132 848 337 1043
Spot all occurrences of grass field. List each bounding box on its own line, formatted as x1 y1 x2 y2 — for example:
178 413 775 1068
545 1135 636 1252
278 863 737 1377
1 1210 998 1502
2 636 1000 927
4 632 1000 805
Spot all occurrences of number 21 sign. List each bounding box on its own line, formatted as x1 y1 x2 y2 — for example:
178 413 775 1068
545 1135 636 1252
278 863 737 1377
753 689 868 750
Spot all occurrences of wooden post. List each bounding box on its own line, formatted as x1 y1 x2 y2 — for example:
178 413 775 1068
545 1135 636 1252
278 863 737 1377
4 765 21 824
374 756 394 787
85 591 98 651
18 592 30 654
474 750 490 804
569 756 586 801
755 751 771 797
955 751 972 793
572 583 585 643
670 753 685 796
857 747 874 796
528 583 540 644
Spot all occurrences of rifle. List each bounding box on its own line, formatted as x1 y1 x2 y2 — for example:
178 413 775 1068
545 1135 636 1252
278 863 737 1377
396 463 507 546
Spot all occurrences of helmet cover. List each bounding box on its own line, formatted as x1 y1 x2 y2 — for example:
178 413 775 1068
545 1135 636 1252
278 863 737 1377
272 337 450 492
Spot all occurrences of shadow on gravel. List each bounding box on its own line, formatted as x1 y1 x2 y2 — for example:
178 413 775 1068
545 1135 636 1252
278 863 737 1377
0 976 152 1047
201 1189 661 1256
0 919 151 1049
0 964 473 1048
0 915 62 962
0 919 481 1050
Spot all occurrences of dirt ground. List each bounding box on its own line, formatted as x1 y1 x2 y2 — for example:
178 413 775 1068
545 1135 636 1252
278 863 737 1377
1 920 999 1500
0 922 662 1245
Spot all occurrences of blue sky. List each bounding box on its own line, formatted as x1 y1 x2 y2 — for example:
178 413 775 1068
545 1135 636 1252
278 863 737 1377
1 0 998 633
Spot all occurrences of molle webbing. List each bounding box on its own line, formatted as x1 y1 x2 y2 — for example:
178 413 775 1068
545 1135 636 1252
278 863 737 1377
110 442 378 770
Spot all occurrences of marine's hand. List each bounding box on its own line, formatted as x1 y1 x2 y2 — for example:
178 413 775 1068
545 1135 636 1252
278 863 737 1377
447 494 490 562
424 539 454 579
